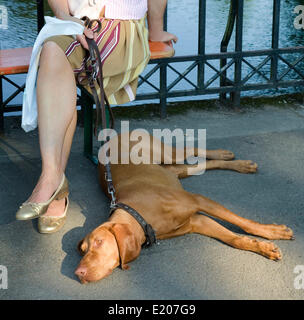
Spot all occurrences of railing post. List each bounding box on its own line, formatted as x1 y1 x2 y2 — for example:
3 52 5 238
0 76 3 133
159 5 168 118
233 0 244 107
220 0 236 102
160 62 167 118
36 0 45 33
197 0 206 90
271 0 280 86
164 3 168 31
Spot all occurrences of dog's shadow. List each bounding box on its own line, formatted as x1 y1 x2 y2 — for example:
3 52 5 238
61 226 85 282
60 193 109 283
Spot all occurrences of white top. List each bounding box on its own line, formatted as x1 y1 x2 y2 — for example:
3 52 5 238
68 0 148 20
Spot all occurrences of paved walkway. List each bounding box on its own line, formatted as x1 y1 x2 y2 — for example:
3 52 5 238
1 100 304 299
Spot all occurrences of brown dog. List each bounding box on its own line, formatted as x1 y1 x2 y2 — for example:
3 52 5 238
75 133 293 284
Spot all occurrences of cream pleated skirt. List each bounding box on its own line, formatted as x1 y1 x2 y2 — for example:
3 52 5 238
45 16 150 105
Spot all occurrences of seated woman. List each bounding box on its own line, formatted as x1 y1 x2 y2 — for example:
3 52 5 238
16 0 177 233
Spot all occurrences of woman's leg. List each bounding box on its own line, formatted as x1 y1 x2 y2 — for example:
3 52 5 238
27 41 77 206
43 108 77 217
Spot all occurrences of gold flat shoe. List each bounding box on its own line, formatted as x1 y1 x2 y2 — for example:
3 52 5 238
16 174 69 221
38 197 69 234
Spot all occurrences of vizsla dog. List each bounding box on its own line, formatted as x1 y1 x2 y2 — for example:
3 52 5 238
75 132 294 284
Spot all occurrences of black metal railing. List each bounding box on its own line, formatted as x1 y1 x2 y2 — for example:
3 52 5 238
20 0 304 117
135 0 304 116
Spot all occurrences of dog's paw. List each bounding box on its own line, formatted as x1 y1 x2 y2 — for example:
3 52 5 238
252 223 294 240
233 236 282 261
255 240 282 261
233 160 258 173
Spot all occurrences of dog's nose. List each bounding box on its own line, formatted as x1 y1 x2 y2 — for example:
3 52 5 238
75 266 87 277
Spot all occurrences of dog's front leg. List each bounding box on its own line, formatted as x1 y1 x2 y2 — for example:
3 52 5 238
193 194 293 241
190 213 283 261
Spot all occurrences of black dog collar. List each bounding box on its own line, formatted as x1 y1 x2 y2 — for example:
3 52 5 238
109 202 157 248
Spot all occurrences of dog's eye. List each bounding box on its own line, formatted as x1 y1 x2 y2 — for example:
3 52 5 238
94 239 103 247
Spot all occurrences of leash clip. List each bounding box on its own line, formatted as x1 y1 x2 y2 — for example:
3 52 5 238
105 171 117 208
91 60 98 81
109 190 117 208
87 54 98 82
107 184 117 207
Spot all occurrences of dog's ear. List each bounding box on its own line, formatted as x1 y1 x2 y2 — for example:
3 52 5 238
110 223 141 270
77 238 88 256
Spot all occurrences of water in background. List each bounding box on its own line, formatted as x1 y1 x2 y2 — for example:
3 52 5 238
1 0 304 109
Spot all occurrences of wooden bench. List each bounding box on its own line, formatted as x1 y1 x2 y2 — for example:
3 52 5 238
0 47 33 132
0 41 174 161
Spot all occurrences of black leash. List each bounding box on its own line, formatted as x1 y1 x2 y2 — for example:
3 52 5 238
80 17 114 134
81 17 157 248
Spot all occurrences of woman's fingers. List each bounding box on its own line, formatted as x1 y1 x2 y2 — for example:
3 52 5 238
76 27 96 51
164 32 178 44
166 41 173 47
76 34 89 50
83 27 94 39
149 31 178 44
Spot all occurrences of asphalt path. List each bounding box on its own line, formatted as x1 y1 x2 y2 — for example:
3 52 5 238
1 104 304 299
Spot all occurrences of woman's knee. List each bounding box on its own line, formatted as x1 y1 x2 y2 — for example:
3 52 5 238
40 40 70 71
41 40 62 57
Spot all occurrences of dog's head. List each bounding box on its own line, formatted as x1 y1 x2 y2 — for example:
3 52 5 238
75 222 141 284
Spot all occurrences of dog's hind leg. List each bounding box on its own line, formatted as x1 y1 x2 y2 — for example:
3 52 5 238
189 213 283 260
206 150 235 160
192 193 293 241
205 160 258 173
163 159 258 178
134 133 235 164
115 132 235 164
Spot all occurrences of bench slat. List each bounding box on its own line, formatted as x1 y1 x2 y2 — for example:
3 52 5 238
148 41 175 59
0 41 174 76
0 47 32 75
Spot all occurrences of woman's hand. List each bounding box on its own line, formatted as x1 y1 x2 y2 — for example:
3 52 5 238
76 27 97 50
147 0 178 47
48 0 97 51
149 30 178 47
